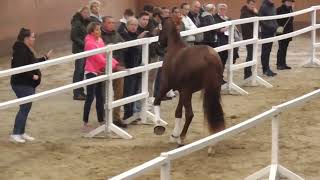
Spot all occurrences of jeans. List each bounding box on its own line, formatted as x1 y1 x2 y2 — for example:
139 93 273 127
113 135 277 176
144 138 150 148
73 58 85 97
11 85 35 135
123 74 141 120
244 44 253 79
83 73 104 123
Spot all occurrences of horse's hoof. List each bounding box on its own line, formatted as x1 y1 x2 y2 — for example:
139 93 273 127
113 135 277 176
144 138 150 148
154 125 166 135
177 144 185 148
208 147 216 156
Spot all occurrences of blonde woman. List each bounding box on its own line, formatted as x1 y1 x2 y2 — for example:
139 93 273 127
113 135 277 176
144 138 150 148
89 0 102 23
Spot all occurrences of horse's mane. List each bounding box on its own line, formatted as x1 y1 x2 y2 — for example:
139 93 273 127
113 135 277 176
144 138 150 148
162 16 183 43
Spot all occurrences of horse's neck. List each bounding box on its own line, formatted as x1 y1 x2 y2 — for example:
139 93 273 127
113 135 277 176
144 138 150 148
168 38 186 50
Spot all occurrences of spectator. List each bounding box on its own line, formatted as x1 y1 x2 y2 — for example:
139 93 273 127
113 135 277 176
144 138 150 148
188 0 202 27
143 4 154 18
259 0 278 77
82 22 121 132
180 3 197 44
161 7 170 18
240 0 259 79
70 6 91 101
101 16 127 128
118 8 134 36
214 3 240 83
172 7 185 32
200 3 218 48
10 28 53 143
188 0 204 44
148 9 162 98
120 17 144 121
89 0 102 23
137 12 151 36
276 0 295 70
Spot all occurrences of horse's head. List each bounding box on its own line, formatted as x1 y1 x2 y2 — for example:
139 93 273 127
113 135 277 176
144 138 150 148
158 16 182 47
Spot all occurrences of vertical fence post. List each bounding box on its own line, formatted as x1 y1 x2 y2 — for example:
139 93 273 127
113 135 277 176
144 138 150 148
271 114 279 165
252 18 259 85
310 9 317 64
227 24 235 93
269 113 280 179
141 42 149 124
105 50 114 134
160 161 171 180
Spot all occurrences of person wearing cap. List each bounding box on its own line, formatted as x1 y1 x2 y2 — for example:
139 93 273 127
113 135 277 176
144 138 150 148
276 0 295 70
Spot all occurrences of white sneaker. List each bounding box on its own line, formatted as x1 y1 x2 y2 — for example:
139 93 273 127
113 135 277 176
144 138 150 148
10 135 26 143
21 134 35 141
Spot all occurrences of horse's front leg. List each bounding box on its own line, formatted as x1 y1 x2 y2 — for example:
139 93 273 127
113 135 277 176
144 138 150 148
153 86 170 135
179 93 193 146
170 93 184 144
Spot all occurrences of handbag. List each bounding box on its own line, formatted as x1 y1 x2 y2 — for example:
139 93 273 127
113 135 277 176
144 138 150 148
276 14 292 35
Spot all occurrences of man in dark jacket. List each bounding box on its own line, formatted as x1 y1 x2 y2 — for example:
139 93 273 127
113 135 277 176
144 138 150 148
276 0 295 70
70 7 90 100
101 16 127 128
240 0 259 79
259 0 278 77
188 0 201 27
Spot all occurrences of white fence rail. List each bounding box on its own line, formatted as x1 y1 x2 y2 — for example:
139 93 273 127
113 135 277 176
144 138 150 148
110 88 320 180
0 6 319 139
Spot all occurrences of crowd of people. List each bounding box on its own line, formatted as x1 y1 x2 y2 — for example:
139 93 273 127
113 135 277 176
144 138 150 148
9 0 295 143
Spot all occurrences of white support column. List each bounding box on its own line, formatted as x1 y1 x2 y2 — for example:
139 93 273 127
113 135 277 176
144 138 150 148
160 153 171 180
243 19 273 88
223 24 248 95
84 50 132 139
246 110 304 180
140 43 149 124
303 8 320 67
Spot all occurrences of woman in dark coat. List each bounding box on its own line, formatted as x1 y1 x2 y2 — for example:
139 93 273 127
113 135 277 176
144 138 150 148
70 6 90 100
276 0 295 70
119 17 143 121
10 28 52 143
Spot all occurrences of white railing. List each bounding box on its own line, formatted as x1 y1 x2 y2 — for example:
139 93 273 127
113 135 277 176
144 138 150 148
0 6 319 139
110 88 320 180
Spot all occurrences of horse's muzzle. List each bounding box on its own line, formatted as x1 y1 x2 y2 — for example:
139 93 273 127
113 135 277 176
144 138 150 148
154 125 166 135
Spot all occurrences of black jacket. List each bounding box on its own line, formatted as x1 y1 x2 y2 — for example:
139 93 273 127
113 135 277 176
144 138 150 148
200 12 217 46
213 14 229 46
277 4 294 35
240 5 258 40
188 11 201 27
70 13 90 53
120 31 142 68
259 0 278 35
10 42 46 88
101 28 126 65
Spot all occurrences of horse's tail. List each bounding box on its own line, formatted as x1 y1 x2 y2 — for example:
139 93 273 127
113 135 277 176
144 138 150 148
202 62 225 134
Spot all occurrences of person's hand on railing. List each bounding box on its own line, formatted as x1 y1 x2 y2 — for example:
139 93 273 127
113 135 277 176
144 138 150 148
114 65 126 72
138 31 149 39
220 27 228 33
33 75 39 80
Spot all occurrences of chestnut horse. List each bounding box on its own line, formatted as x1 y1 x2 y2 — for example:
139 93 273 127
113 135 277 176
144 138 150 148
153 16 225 146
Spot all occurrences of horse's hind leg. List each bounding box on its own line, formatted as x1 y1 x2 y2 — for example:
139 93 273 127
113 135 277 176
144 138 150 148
179 92 193 146
170 94 184 144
